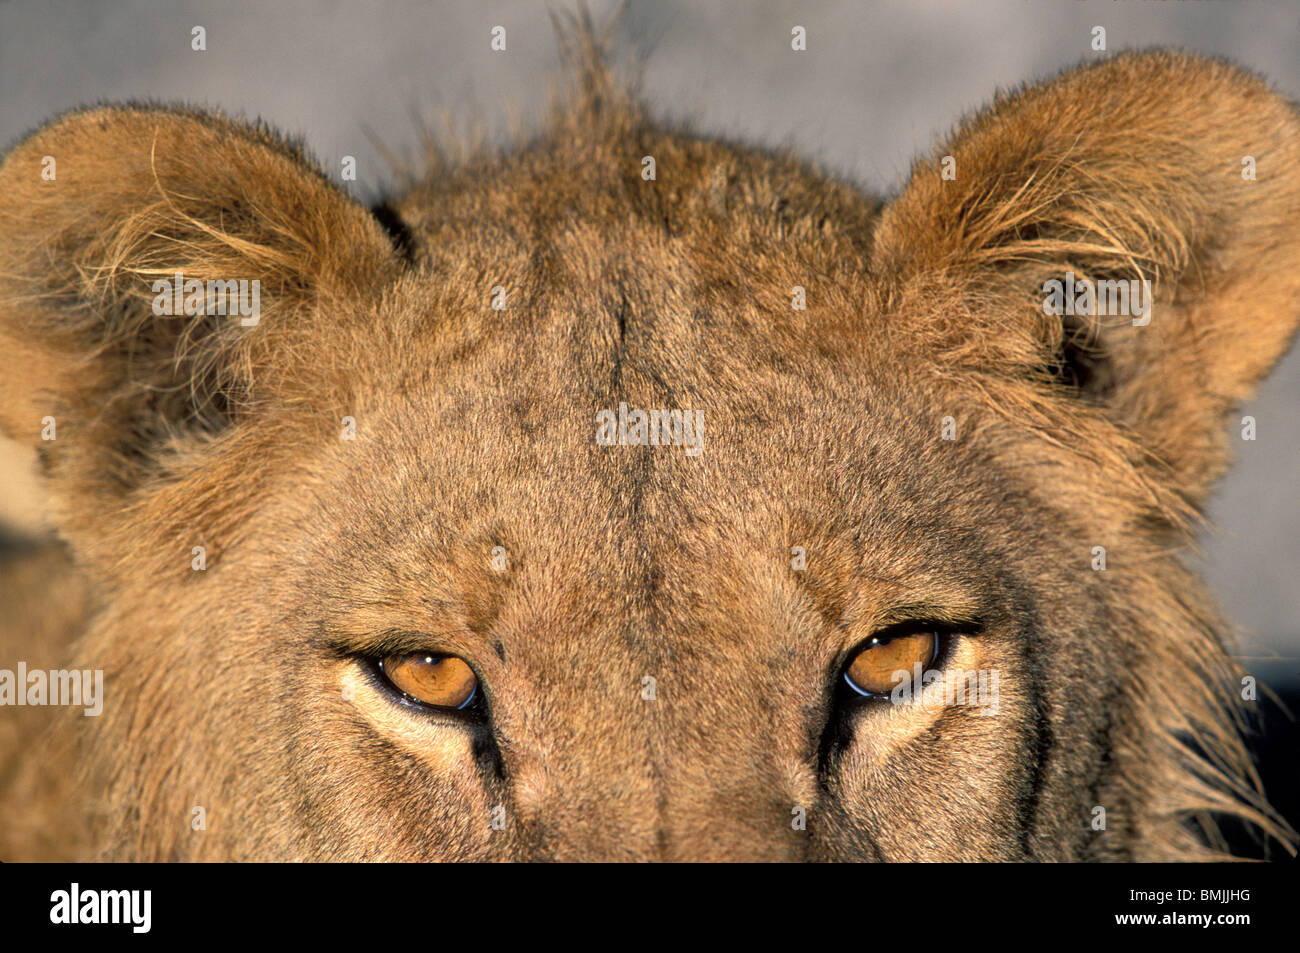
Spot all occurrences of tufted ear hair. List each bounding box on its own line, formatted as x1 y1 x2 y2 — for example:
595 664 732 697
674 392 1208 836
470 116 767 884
0 106 400 539
872 52 1300 508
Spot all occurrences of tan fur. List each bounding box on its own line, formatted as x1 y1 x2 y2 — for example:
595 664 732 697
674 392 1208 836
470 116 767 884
1 29 1297 860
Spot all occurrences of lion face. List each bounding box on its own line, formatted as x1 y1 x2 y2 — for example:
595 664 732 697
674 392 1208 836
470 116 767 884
1 47 1297 860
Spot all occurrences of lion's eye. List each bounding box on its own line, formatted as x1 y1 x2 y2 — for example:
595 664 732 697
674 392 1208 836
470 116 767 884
843 630 939 697
378 653 478 710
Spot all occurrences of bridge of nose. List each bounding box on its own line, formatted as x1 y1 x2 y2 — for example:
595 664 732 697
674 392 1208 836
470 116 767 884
494 521 820 860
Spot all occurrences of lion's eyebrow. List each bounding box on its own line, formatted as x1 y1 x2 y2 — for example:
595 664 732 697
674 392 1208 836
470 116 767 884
869 599 985 630
312 620 480 659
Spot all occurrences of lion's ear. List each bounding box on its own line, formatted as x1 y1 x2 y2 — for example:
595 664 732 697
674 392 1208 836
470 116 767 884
0 107 398 527
873 52 1300 506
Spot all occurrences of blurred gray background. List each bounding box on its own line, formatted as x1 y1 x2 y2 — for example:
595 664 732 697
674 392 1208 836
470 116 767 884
0 0 1296 668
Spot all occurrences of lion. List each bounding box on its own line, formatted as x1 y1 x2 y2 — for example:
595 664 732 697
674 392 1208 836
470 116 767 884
0 28 1297 860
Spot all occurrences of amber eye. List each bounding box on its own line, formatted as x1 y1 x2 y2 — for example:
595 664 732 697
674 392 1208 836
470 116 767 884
378 653 478 710
843 630 939 697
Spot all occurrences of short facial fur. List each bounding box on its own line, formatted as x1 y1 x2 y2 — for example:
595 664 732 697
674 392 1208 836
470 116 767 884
1 37 1298 861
